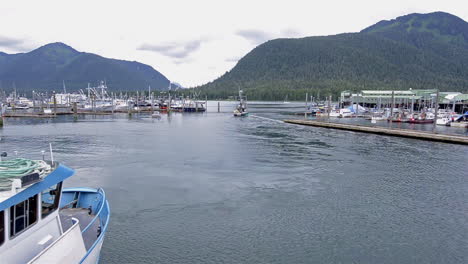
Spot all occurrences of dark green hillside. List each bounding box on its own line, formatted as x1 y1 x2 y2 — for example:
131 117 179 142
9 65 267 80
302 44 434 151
197 12 468 100
0 43 170 92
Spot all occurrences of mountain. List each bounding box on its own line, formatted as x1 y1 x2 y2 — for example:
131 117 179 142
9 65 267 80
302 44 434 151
170 82 185 90
0 42 170 92
197 12 468 100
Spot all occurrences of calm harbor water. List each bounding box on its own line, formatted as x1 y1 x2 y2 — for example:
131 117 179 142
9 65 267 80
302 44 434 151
1 101 467 263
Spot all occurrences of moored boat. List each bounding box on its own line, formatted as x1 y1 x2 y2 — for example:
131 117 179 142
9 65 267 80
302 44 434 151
407 118 434 124
0 155 110 264
338 109 353 118
407 112 433 124
450 111 468 127
436 116 452 126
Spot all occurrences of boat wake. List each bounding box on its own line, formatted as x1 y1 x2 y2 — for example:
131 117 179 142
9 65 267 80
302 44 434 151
250 114 284 124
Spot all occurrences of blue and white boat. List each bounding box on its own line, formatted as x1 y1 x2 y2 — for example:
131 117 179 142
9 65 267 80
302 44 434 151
0 157 110 263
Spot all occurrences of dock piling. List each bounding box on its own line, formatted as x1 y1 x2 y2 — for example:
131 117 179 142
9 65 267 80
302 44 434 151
390 91 395 127
433 90 439 133
53 92 57 116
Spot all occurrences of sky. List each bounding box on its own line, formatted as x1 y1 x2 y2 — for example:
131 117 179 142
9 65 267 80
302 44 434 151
1 0 467 87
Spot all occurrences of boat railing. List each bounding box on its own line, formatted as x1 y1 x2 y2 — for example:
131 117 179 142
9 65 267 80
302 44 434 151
79 188 110 263
59 187 110 263
81 188 106 234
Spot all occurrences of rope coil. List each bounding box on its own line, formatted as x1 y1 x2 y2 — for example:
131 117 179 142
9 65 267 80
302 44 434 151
0 158 52 190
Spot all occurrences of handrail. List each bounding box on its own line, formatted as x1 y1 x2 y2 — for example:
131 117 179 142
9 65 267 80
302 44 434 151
81 188 106 234
79 190 110 264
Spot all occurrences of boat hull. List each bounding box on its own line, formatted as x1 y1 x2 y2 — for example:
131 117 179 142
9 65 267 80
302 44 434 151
60 188 110 264
450 122 468 128
234 112 249 117
81 237 104 264
407 119 433 124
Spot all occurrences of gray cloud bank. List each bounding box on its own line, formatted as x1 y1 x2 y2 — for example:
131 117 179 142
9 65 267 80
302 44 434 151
0 35 32 52
236 28 302 45
138 40 202 59
235 29 273 45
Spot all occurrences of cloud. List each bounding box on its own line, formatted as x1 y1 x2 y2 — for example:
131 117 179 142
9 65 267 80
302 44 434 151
280 28 302 38
0 35 31 52
138 40 202 59
235 29 273 45
225 56 240 62
174 57 195 65
236 28 303 45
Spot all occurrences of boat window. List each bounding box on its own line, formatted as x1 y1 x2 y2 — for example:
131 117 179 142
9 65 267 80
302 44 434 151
41 182 63 218
0 211 4 246
9 195 38 238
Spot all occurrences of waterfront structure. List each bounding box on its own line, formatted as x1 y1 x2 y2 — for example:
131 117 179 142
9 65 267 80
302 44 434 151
340 89 468 112
285 119 468 145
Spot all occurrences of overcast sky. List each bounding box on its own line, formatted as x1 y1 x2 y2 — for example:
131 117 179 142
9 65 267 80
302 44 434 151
1 0 467 87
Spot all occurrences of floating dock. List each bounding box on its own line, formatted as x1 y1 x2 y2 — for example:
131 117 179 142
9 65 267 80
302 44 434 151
2 113 59 118
1 107 206 118
284 119 468 145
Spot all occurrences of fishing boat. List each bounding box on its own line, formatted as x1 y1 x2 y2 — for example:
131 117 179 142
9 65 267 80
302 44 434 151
390 114 409 123
0 152 110 263
407 112 433 124
338 108 353 118
234 90 249 117
450 111 468 127
170 99 206 112
408 119 433 124
371 116 387 122
233 109 249 117
436 115 452 126
308 104 320 116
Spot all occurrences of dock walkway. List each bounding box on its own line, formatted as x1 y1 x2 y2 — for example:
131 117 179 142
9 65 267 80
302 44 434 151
284 119 468 145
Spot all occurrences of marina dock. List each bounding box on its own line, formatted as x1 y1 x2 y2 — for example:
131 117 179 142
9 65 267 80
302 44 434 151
284 119 468 145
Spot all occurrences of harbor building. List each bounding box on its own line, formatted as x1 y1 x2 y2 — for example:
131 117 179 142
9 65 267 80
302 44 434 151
340 89 468 112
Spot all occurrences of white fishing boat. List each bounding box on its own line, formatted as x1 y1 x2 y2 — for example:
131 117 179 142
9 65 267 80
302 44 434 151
436 115 452 126
0 151 110 263
338 109 353 118
371 116 387 122
78 81 120 111
234 90 248 117
5 97 32 110
170 99 206 112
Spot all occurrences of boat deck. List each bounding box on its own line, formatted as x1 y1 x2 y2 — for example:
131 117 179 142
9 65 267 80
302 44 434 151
59 208 101 250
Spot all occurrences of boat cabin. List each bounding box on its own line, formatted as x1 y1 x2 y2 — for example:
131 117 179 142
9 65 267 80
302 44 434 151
0 160 75 263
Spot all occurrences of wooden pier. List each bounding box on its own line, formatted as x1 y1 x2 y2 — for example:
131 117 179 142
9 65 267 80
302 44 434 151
284 119 468 145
